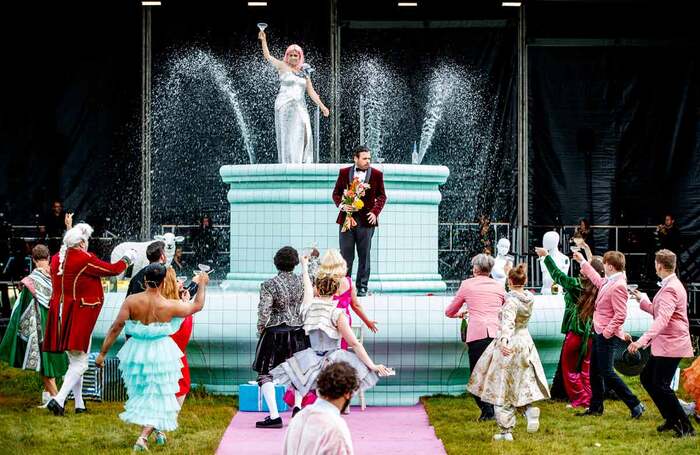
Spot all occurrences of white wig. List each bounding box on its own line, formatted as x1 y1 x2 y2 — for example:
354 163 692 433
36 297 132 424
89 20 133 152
58 222 94 275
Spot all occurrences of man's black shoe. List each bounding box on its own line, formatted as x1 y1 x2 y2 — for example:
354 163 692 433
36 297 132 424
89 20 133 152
256 416 283 429
576 408 603 417
673 420 696 438
75 407 88 414
47 399 65 416
357 291 367 297
292 406 301 418
657 420 675 432
630 403 645 419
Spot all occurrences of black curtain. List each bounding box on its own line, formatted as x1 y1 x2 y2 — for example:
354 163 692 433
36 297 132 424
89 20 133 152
529 45 700 281
0 2 142 237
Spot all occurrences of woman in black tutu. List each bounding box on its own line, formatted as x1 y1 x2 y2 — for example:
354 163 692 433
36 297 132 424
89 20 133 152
252 246 310 429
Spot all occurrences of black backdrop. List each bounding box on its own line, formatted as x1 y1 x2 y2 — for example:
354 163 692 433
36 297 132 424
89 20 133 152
527 1 700 281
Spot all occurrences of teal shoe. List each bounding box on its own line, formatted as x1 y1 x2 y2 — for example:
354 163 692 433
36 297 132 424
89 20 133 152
154 430 167 446
133 436 149 452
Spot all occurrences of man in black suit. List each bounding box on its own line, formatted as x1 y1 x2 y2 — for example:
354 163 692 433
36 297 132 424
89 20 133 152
332 145 387 296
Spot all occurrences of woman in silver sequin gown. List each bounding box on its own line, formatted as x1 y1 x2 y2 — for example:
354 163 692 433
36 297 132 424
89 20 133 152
259 30 330 164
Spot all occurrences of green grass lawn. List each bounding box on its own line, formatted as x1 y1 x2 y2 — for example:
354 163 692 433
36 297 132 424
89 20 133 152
2 360 699 454
423 373 699 455
0 363 236 454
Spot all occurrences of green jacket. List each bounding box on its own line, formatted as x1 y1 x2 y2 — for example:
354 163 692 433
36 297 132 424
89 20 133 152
543 255 593 371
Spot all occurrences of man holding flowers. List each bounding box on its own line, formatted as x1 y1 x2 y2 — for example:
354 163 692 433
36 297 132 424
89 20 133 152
332 145 387 297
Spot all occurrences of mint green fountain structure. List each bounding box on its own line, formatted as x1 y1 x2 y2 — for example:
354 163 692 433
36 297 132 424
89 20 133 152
93 163 652 406
220 163 449 293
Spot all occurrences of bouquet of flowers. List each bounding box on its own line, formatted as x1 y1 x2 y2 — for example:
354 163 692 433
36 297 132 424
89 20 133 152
341 177 371 232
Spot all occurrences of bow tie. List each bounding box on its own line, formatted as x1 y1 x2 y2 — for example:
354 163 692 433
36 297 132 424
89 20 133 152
355 168 366 173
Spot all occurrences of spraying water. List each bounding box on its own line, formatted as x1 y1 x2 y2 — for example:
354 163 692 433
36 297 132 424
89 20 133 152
413 65 461 165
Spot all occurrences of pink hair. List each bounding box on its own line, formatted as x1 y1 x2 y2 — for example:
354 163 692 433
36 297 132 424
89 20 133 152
283 44 304 71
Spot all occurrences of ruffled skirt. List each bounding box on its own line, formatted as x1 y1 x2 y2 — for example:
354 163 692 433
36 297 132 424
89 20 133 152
117 336 184 431
270 348 379 396
252 325 310 376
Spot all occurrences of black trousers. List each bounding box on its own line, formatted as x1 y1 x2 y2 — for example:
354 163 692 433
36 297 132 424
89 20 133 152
589 333 640 412
640 355 690 425
339 225 374 292
468 337 495 417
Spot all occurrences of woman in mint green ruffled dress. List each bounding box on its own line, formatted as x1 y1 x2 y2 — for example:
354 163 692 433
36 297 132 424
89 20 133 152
96 264 209 451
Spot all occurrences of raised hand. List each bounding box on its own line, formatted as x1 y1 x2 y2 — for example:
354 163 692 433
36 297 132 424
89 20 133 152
572 251 585 264
534 247 548 258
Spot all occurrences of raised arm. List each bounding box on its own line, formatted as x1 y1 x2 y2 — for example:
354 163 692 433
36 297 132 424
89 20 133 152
299 255 314 314
306 78 330 117
95 298 131 367
574 252 606 289
349 283 378 333
542 254 580 292
170 272 209 318
258 30 285 71
83 252 132 278
336 312 390 376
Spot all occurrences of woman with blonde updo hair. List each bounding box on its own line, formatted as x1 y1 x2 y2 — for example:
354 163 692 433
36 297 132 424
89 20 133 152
270 255 392 403
317 250 378 350
468 263 550 442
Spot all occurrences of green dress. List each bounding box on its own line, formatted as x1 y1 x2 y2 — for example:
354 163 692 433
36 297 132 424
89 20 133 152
542 255 592 371
0 269 68 378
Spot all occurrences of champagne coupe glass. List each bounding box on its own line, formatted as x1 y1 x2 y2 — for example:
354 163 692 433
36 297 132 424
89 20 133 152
196 263 211 275
257 22 268 32
570 246 581 253
627 284 638 292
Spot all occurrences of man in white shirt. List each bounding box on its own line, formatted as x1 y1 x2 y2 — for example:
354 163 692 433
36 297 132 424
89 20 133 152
282 362 357 455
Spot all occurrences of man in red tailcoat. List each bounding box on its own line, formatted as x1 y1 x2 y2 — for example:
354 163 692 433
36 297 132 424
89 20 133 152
43 223 135 415
332 145 387 296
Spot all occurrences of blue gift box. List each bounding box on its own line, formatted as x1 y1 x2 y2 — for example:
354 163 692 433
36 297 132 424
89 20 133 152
239 383 288 412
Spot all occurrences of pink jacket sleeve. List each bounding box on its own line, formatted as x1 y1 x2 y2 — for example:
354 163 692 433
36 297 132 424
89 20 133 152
581 261 606 289
445 281 467 318
602 285 628 339
638 288 677 348
639 295 653 315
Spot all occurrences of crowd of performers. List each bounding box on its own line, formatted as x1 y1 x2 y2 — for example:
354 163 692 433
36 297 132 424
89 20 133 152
1 221 699 450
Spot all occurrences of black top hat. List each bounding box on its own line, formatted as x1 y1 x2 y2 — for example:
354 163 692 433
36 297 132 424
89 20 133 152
613 337 650 377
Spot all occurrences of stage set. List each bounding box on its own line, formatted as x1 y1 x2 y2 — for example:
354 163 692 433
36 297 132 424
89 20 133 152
91 163 653 406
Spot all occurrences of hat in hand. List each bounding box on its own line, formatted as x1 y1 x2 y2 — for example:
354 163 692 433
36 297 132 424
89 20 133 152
613 337 650 377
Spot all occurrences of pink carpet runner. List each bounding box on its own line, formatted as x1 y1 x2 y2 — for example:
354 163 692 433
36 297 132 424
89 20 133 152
216 405 446 454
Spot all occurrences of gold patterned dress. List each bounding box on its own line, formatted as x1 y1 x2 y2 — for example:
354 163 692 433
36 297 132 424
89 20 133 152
468 290 550 408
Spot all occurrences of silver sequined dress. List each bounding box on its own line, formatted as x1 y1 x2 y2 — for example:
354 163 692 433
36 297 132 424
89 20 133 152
274 69 313 164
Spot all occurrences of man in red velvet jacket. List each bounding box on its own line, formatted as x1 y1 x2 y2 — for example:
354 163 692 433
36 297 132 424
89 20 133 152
43 223 135 416
332 146 387 296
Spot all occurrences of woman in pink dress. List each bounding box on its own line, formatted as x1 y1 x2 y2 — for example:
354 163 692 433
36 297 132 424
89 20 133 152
316 250 378 349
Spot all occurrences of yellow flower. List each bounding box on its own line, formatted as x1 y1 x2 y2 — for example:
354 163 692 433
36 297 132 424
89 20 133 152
352 199 364 210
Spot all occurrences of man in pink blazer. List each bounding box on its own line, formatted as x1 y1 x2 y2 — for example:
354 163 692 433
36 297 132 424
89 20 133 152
573 250 644 419
628 250 695 437
445 253 505 421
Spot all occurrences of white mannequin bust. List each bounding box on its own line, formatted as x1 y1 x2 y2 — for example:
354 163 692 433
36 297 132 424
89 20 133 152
539 231 570 295
490 238 513 286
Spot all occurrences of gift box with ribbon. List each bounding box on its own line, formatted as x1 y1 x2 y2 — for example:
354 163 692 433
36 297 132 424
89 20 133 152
238 382 288 412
